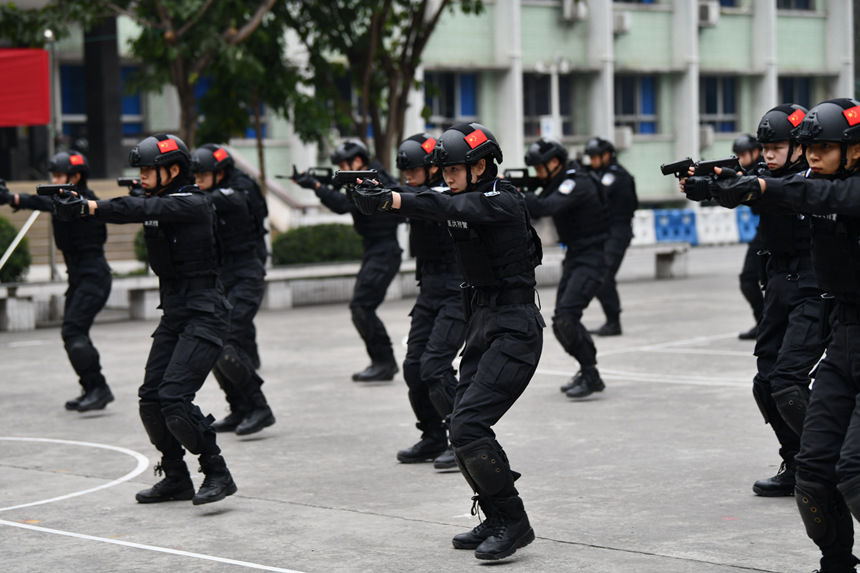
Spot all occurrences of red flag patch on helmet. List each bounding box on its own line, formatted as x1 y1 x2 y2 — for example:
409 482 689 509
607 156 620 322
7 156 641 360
69 154 84 165
158 139 179 153
213 148 228 161
787 109 805 127
421 137 436 154
464 129 488 149
844 106 860 126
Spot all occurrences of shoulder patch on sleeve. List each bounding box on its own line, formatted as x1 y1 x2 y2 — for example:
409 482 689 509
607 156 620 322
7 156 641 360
601 172 616 187
558 179 576 195
170 192 194 197
218 188 236 197
483 189 500 197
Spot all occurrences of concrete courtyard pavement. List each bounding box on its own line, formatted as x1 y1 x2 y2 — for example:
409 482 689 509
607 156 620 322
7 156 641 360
0 244 821 572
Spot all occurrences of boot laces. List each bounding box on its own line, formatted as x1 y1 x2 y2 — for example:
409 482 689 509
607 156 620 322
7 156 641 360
152 463 164 477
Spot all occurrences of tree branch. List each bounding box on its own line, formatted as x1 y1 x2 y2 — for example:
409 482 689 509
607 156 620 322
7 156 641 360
223 0 277 45
176 0 215 38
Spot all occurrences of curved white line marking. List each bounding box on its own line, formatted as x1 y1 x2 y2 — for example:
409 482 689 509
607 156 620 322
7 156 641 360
0 519 305 573
0 437 150 513
0 437 308 573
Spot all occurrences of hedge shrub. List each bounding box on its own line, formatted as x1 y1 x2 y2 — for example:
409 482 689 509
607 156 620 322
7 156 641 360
272 223 363 265
0 215 31 283
134 227 148 265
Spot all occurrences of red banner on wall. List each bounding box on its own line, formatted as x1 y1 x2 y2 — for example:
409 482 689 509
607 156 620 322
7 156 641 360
0 49 50 127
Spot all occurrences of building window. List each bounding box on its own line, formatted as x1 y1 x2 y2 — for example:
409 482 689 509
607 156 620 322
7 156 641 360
424 71 478 131
523 73 551 137
615 75 657 134
720 0 738 6
120 66 144 137
559 74 575 136
700 76 737 132
780 77 812 109
777 0 812 9
196 75 267 138
59 64 86 139
613 0 656 3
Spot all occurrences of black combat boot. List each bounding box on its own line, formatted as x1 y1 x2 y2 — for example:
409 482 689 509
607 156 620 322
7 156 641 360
65 381 89 411
76 381 114 412
473 496 535 560
135 459 195 503
434 447 457 470
453 496 498 549
397 425 447 463
590 320 622 336
565 367 606 399
235 392 276 436
753 461 796 497
352 361 399 382
193 454 238 505
211 409 247 433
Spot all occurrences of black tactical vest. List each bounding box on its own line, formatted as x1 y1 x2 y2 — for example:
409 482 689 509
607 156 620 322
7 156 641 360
550 170 611 247
211 188 258 255
759 212 812 257
144 186 217 280
53 186 107 254
810 213 860 305
447 182 542 288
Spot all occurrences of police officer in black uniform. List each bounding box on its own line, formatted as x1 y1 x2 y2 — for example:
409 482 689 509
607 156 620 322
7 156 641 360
686 105 824 497
293 139 402 382
392 133 466 470
583 137 637 337
522 136 611 399
733 133 767 340
0 151 113 412
223 160 268 370
54 134 237 506
191 144 275 436
708 98 860 573
351 122 543 561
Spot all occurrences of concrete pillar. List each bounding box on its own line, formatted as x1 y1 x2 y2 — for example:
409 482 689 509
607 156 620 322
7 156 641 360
494 0 524 163
752 0 777 119
672 0 699 157
588 0 614 139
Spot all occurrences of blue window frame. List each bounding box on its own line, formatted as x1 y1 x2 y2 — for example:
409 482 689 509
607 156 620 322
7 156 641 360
700 76 737 132
424 71 478 131
615 75 657 134
780 77 812 110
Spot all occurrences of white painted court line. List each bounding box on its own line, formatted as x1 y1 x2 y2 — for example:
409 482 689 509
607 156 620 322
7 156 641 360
0 519 306 573
8 340 45 348
0 437 150 513
0 437 309 573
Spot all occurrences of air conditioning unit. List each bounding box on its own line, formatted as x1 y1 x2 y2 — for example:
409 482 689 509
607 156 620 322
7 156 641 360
614 126 634 151
699 124 715 149
698 1 720 28
561 0 588 23
613 11 632 35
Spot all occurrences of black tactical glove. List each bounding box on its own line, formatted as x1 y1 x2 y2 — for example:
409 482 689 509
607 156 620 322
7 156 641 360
710 170 762 209
53 192 89 221
293 171 319 190
351 185 393 215
682 176 714 202
0 180 12 205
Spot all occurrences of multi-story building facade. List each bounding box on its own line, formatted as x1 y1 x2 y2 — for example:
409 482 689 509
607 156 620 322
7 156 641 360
48 0 854 224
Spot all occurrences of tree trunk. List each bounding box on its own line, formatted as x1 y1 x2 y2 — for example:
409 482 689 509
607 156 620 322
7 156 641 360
253 95 267 197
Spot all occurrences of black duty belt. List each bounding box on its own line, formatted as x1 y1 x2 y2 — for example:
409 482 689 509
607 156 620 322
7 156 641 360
768 253 812 274
162 276 216 293
837 303 860 325
474 288 535 307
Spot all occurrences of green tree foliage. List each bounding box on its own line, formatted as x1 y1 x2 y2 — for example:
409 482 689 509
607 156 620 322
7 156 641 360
271 223 363 265
283 0 484 169
0 217 31 283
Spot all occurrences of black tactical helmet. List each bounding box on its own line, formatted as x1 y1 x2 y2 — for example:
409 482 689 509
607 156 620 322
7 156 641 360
330 139 370 165
396 133 437 170
757 104 807 143
793 98 860 144
429 122 503 167
584 137 614 157
48 151 90 177
732 134 762 154
524 136 568 166
191 143 234 174
129 134 191 169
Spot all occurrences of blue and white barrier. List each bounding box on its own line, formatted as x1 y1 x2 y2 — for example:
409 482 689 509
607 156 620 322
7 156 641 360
631 205 758 247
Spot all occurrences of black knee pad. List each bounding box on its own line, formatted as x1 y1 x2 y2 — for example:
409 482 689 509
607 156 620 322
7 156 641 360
64 335 98 376
752 376 778 425
772 385 809 437
796 478 840 546
427 378 455 418
454 438 517 498
139 401 169 449
837 474 860 524
162 402 213 455
216 345 251 390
